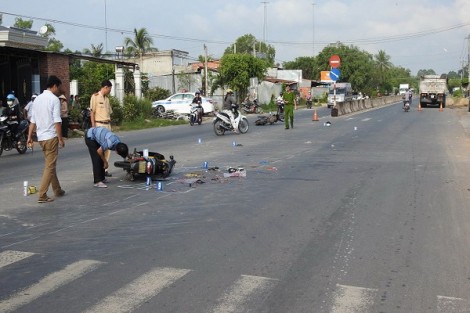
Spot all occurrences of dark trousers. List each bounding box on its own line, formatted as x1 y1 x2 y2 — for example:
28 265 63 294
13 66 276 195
61 117 69 138
85 137 105 183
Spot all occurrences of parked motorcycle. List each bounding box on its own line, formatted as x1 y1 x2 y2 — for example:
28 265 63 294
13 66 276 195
213 104 249 136
189 102 203 126
242 99 262 114
0 116 29 156
114 148 176 181
80 108 91 130
276 98 285 121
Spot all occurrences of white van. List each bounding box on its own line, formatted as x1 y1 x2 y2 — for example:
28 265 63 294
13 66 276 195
327 82 353 108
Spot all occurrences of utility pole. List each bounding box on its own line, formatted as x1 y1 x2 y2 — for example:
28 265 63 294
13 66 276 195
467 34 470 84
204 44 208 96
261 1 268 48
312 2 315 56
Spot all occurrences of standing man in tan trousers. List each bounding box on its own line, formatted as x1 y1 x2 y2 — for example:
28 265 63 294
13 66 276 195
90 80 113 177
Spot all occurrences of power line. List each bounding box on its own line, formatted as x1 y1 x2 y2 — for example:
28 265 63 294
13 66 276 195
2 10 470 48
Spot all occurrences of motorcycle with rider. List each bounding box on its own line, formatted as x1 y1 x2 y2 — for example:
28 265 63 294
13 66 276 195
213 89 249 135
0 93 29 156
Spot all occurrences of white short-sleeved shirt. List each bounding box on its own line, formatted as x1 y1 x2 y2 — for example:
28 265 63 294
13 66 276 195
30 90 62 141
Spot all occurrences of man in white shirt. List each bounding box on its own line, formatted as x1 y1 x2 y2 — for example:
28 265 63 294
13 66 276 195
27 75 66 203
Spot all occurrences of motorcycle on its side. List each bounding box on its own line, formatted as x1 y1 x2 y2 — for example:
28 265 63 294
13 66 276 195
0 116 29 156
241 99 262 114
189 102 203 126
213 104 249 136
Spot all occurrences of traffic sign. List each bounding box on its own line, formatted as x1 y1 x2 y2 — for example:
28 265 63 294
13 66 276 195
330 68 340 81
329 54 341 68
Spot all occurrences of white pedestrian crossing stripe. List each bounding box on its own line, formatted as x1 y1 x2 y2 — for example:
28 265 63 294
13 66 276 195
83 267 191 313
437 295 470 313
0 250 35 269
331 284 378 313
211 274 278 313
0 259 103 313
2 249 470 313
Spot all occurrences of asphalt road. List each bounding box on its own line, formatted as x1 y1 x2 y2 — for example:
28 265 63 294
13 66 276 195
2 102 470 313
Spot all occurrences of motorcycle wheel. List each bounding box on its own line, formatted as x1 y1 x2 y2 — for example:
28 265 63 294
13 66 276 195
238 118 249 134
16 134 27 154
213 119 226 136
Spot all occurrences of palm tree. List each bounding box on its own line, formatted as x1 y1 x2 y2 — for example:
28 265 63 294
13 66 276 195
124 28 156 71
83 43 104 57
374 50 392 85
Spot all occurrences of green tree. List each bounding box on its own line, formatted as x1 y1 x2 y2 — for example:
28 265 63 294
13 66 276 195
218 53 269 100
223 34 275 66
283 56 317 80
177 71 197 92
417 69 436 77
13 17 33 29
374 50 393 86
83 43 104 57
70 61 114 106
315 44 375 95
39 23 64 52
124 28 156 69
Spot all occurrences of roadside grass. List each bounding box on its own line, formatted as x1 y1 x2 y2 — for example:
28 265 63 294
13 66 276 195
116 117 187 131
67 117 187 138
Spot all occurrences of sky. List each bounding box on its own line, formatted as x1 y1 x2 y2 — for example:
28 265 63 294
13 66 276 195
1 0 470 76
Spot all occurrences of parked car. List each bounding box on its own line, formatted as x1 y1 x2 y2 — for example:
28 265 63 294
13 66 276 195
152 93 215 115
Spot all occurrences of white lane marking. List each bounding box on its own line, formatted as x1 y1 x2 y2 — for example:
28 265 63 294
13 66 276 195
361 118 371 122
84 267 191 313
211 274 278 313
0 250 35 269
331 284 378 313
0 260 103 313
437 295 470 312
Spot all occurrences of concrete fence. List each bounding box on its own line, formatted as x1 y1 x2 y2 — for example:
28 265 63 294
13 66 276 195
333 95 403 116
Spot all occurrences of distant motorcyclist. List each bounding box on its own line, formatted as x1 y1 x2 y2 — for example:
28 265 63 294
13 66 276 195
192 90 203 105
223 89 238 131
3 93 23 135
403 89 411 108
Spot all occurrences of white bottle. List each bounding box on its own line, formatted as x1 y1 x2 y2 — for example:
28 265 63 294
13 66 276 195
23 181 28 196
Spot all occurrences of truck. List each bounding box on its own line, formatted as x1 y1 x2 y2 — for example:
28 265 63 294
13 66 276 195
419 75 447 108
327 82 353 108
399 84 409 95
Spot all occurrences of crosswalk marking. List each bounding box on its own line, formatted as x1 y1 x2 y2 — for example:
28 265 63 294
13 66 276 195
211 274 278 313
0 259 103 313
83 267 191 313
331 284 378 313
437 295 470 313
0 250 35 269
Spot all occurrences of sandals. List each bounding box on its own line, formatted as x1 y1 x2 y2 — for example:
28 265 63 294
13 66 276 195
38 197 54 203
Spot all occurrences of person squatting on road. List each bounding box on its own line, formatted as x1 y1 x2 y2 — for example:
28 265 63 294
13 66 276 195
90 79 113 177
27 75 66 203
85 126 128 188
282 85 296 129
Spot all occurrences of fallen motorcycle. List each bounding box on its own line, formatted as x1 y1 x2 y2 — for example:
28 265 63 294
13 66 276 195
255 112 281 126
114 148 176 181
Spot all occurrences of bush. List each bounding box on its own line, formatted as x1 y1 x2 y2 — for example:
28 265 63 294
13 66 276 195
110 96 123 126
145 87 171 102
121 95 153 122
